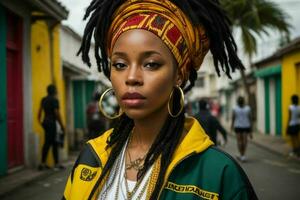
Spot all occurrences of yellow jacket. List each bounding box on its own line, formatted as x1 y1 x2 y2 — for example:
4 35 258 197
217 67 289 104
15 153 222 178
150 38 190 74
63 117 257 200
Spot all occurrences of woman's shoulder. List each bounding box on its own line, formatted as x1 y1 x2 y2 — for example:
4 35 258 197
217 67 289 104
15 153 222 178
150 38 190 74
189 147 251 184
87 129 113 144
174 147 257 199
73 129 114 168
198 147 242 169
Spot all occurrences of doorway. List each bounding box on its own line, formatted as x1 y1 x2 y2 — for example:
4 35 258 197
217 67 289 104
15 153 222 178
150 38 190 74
6 11 24 168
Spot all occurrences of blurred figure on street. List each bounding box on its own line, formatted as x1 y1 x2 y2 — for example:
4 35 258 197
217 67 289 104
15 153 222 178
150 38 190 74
287 94 300 157
195 99 227 145
210 100 221 117
231 96 252 162
38 84 65 170
86 92 106 139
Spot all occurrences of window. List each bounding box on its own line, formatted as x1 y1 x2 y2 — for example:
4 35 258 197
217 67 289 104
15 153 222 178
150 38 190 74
196 77 205 87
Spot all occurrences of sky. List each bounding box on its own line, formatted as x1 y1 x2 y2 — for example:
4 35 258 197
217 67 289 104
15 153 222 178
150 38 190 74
59 0 300 61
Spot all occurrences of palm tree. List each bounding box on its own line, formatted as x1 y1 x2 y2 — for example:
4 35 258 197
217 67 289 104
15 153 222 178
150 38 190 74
220 0 291 117
222 0 290 58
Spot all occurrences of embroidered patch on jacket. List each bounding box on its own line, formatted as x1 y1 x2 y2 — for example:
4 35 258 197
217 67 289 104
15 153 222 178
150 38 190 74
165 182 219 200
80 167 97 181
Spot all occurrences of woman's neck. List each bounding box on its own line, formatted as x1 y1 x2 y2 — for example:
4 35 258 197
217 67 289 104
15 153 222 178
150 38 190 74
130 109 169 150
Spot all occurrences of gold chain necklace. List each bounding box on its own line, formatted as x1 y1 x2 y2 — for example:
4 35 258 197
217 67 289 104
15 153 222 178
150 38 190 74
113 130 161 200
124 157 161 200
126 151 146 171
126 130 147 171
124 166 149 199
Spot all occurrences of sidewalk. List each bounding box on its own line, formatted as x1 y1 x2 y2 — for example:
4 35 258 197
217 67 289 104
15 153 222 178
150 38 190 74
0 152 78 198
222 121 295 159
240 131 291 157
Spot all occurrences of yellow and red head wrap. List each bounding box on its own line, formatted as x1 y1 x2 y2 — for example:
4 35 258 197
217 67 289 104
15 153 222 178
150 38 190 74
107 0 210 84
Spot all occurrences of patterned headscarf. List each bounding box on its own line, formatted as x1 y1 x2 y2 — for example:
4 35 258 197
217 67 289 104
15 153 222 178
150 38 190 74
107 0 210 83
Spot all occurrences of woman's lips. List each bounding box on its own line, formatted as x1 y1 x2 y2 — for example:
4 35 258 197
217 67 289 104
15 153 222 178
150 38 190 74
122 92 146 107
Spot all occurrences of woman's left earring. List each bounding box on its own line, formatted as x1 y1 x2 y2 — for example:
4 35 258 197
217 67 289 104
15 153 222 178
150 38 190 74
168 85 184 118
98 88 123 119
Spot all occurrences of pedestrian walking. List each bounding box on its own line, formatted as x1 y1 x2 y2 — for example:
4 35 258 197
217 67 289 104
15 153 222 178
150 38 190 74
231 96 252 162
62 0 257 199
38 84 65 170
195 99 227 145
86 92 106 140
287 94 300 157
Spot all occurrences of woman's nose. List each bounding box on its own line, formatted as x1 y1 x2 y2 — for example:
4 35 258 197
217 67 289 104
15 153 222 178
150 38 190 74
125 66 143 86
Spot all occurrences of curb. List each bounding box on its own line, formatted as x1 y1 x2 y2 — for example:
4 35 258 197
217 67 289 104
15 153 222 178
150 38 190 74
0 169 58 198
0 157 76 198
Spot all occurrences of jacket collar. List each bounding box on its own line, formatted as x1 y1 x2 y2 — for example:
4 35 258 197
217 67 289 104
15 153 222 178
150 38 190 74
89 117 213 169
165 117 213 182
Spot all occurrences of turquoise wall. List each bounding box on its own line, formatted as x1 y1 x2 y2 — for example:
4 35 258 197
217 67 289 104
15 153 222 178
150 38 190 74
73 80 96 129
0 5 8 176
264 78 270 134
275 75 282 136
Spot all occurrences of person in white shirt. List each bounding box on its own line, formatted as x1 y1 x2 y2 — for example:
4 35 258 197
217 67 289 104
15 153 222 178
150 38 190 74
287 94 300 157
231 96 252 162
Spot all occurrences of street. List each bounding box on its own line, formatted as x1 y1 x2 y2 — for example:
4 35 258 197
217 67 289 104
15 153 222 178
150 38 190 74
222 136 300 200
2 136 300 200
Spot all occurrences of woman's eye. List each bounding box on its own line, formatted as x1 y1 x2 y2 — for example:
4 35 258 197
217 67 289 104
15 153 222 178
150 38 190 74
144 62 161 69
112 63 126 70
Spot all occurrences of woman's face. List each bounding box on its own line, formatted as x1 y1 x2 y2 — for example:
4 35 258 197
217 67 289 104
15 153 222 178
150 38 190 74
110 29 181 120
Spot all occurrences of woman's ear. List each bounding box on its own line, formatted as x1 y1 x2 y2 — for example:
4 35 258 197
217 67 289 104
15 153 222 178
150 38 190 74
175 71 184 87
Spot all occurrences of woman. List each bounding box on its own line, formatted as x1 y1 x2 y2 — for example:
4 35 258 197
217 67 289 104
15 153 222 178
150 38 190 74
38 84 65 170
63 0 257 199
287 94 300 157
231 96 252 163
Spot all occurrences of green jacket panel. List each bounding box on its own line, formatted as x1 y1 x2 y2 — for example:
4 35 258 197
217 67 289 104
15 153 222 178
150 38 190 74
160 147 257 200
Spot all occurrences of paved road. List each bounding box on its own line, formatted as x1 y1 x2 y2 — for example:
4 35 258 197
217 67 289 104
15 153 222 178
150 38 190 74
2 166 71 200
2 136 300 200
221 135 300 200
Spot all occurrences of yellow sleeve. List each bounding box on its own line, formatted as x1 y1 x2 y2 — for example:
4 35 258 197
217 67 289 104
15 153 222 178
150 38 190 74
62 175 72 200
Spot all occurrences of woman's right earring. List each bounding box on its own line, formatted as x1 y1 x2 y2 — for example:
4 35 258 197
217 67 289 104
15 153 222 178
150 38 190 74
98 88 123 120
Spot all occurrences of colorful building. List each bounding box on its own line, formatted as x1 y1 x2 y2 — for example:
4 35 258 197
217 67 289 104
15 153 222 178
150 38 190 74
60 25 110 150
0 0 68 176
254 37 300 137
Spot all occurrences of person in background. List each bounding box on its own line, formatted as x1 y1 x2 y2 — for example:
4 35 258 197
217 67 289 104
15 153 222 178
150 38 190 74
86 92 106 139
38 84 65 170
287 94 300 157
195 99 227 146
231 96 252 162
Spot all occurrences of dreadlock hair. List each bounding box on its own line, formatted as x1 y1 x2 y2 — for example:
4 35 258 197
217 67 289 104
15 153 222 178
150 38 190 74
79 0 244 199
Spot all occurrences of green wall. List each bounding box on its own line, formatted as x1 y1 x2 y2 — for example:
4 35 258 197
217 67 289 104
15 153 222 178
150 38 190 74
264 78 270 134
0 5 7 176
73 80 96 129
275 75 282 136
73 81 85 129
85 81 96 106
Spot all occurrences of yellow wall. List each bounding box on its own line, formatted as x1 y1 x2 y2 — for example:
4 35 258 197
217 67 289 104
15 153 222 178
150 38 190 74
52 25 68 153
31 21 67 166
281 50 300 137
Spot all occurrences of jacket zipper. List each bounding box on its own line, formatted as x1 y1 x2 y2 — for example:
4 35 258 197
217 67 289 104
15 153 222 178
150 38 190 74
157 152 196 199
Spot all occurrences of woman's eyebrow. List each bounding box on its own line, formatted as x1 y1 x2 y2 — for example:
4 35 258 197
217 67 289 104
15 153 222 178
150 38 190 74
112 51 162 59
112 51 127 57
142 51 162 57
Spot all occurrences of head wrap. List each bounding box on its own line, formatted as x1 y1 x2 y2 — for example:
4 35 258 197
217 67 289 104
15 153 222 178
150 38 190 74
107 0 210 84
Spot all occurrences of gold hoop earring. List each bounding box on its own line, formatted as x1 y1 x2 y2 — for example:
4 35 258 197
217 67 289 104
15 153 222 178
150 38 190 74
98 88 123 120
168 86 184 118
